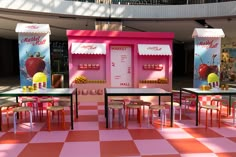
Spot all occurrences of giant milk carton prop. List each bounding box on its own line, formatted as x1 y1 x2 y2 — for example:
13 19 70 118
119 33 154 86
15 23 51 88
192 28 225 88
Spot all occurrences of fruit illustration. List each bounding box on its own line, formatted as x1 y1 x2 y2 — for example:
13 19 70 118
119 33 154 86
196 53 218 80
198 64 209 80
25 52 45 77
207 73 219 88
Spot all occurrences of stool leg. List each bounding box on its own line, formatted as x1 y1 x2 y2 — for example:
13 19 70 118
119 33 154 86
13 112 17 134
139 108 142 127
210 109 213 127
206 109 208 128
143 105 145 119
173 106 175 123
61 110 65 129
47 110 51 131
218 110 221 128
199 107 201 125
125 108 129 128
109 108 112 128
29 110 33 132
233 104 236 125
179 105 182 120
122 109 125 128
118 109 122 124
6 110 10 128
163 109 166 126
160 109 163 130
147 109 150 127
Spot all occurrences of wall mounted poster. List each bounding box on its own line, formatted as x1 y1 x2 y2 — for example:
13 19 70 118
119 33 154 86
18 33 51 87
110 46 132 87
194 37 221 88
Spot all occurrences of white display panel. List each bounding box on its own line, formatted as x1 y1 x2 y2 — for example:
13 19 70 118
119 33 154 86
110 46 132 87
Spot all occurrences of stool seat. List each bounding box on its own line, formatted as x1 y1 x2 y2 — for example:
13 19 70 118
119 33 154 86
13 106 31 112
38 98 54 103
164 102 180 107
126 103 142 108
111 97 125 101
1 101 18 108
200 104 218 110
21 97 37 102
109 103 124 109
149 105 165 110
47 106 64 111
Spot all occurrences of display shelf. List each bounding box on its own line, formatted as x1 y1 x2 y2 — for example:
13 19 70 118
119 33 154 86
78 64 100 70
143 64 163 71
72 83 107 102
139 79 168 84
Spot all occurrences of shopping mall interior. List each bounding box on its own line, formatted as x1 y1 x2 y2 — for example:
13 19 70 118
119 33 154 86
1 1 236 157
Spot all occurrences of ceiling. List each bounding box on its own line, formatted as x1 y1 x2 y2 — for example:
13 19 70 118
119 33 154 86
0 9 236 44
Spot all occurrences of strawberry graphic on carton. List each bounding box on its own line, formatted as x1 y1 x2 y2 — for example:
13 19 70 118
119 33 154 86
25 51 45 78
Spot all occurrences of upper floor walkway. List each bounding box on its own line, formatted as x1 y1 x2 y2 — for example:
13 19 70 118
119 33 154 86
0 0 236 20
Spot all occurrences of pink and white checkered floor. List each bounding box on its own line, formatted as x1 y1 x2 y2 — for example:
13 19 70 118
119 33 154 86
1 102 236 157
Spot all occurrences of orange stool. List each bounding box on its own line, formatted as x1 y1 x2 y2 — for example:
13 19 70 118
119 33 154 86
125 99 143 128
199 98 224 128
38 97 54 121
108 101 125 128
46 106 65 131
0 101 18 130
148 105 166 129
20 97 38 119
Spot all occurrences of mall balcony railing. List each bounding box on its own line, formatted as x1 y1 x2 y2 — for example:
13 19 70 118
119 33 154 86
66 0 236 5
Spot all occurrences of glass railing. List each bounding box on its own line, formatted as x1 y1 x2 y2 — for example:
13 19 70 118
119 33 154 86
65 0 236 5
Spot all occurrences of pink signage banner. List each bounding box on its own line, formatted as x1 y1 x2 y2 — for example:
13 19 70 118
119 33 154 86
110 46 132 87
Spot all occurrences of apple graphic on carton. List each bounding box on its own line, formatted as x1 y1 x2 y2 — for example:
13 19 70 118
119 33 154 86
25 52 45 77
197 53 218 80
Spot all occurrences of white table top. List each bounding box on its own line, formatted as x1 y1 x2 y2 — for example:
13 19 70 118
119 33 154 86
182 87 236 94
105 87 171 94
0 88 77 96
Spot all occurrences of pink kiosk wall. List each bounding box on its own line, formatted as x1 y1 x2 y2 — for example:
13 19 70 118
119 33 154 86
67 30 174 102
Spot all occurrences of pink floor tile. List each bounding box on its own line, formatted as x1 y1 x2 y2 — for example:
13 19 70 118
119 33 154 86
197 137 236 153
99 130 132 141
134 139 179 155
60 141 100 157
159 128 194 139
30 131 68 143
210 127 236 137
0 144 26 157
73 121 99 130
180 153 218 157
78 110 98 115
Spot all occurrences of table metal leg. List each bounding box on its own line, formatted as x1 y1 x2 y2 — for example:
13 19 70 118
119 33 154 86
0 107 2 131
170 94 173 127
105 93 108 128
75 90 78 118
196 95 199 126
70 95 74 130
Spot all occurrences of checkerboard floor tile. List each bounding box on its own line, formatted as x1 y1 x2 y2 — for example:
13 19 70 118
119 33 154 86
0 102 236 157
